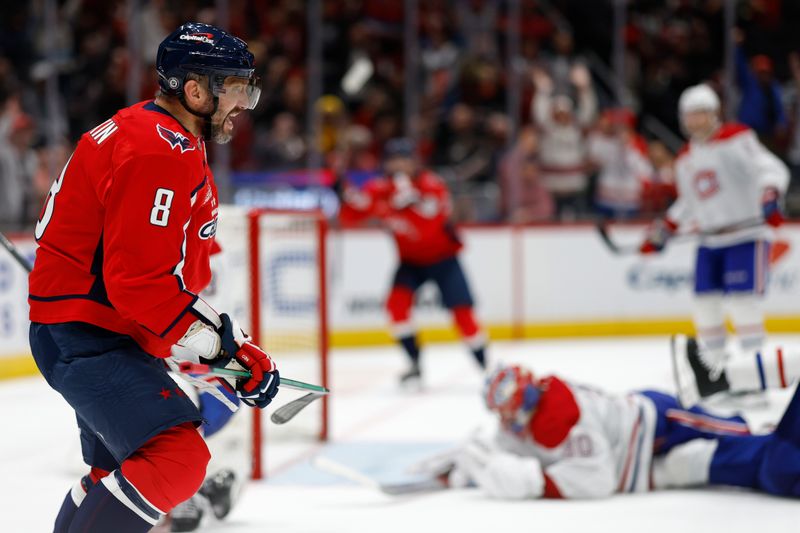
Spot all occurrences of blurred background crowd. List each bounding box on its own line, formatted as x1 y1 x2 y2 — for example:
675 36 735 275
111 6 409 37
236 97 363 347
3 0 800 231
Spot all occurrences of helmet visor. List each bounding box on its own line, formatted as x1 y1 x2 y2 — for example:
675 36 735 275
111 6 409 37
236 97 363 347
214 75 261 110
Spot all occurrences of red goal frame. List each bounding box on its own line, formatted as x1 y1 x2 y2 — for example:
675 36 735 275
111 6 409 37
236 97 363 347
246 208 329 480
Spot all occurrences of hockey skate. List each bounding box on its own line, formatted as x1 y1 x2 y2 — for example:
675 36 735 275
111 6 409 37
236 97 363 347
170 493 208 532
671 334 730 407
199 469 236 520
399 362 422 386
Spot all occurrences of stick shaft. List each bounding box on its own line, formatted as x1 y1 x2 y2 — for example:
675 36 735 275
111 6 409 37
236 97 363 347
0 232 33 272
177 361 329 393
597 218 766 256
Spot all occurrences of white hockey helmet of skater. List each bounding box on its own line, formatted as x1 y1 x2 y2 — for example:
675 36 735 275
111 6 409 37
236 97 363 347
679 84 721 140
678 84 720 115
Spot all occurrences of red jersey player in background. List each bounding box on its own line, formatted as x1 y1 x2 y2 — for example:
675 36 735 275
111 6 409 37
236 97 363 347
27 23 279 533
336 138 487 383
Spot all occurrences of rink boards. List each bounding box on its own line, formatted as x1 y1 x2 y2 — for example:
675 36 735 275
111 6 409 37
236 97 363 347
3 220 800 377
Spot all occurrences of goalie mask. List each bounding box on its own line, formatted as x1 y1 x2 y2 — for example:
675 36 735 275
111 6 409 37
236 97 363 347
484 365 541 435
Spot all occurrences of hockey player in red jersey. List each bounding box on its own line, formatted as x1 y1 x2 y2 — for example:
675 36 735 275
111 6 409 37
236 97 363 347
27 23 279 533
336 138 487 382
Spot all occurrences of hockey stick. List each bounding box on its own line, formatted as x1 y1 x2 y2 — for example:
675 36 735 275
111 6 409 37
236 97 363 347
177 361 330 425
270 392 326 424
176 361 329 394
310 456 448 496
596 217 765 256
0 232 33 272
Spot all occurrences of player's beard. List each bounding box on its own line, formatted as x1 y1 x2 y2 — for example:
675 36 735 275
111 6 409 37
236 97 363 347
210 109 235 144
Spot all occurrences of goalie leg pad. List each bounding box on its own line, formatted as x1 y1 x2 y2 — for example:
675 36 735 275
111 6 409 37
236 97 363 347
121 422 210 513
652 438 716 489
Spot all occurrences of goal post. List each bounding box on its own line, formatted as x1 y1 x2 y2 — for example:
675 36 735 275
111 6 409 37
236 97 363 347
247 208 329 480
208 206 330 481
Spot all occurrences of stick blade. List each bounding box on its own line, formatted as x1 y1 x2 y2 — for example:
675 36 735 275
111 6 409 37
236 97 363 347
270 392 323 424
595 220 639 256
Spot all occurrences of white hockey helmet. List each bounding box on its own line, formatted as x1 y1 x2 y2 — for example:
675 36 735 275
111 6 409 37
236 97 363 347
678 84 720 115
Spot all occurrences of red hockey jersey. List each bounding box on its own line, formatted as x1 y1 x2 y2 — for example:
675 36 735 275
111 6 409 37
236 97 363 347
338 170 462 265
29 100 222 357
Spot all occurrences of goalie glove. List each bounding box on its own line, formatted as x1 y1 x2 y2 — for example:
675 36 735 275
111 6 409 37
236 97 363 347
455 443 545 500
639 218 678 254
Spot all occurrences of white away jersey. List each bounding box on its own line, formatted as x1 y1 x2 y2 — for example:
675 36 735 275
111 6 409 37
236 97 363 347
667 123 789 247
494 376 657 499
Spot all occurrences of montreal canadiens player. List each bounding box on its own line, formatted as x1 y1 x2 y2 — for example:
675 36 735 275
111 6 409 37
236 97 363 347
434 365 800 500
638 84 790 401
336 138 487 383
27 23 279 532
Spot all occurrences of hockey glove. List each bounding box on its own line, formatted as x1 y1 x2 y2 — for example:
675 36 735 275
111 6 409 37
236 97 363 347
640 218 678 254
762 187 784 228
390 172 420 209
218 313 280 408
456 444 544 500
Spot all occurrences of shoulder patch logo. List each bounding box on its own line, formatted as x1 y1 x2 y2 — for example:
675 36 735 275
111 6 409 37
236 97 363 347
157 124 195 154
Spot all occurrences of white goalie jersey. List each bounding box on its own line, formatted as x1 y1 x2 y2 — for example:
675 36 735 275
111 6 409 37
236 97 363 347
449 376 656 499
480 377 658 499
667 123 789 248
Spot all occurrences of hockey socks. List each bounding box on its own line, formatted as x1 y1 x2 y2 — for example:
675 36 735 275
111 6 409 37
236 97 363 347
453 306 486 368
54 476 94 533
398 335 420 365
67 471 162 533
471 346 486 369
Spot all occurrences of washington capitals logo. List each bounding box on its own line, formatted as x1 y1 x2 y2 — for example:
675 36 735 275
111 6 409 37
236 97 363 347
157 124 195 154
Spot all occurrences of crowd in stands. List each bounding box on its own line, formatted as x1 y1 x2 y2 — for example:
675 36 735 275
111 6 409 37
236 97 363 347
3 0 800 230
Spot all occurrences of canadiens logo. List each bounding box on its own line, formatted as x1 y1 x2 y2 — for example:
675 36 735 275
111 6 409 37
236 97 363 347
179 33 215 44
693 169 719 199
199 218 218 239
157 124 195 154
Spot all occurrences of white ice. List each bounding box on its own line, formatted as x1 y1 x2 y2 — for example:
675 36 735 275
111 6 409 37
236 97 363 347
2 337 798 532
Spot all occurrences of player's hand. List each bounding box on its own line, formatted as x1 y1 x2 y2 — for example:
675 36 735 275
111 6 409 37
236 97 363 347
218 313 280 408
639 218 677 254
762 187 784 228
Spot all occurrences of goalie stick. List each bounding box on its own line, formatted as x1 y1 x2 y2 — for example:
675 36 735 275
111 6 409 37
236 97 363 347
310 456 448 496
0 234 330 424
596 217 766 256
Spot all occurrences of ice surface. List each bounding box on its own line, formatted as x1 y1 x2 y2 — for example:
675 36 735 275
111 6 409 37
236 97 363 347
2 336 797 532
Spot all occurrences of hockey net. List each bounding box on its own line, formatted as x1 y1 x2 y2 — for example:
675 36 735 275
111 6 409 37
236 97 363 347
207 206 329 480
